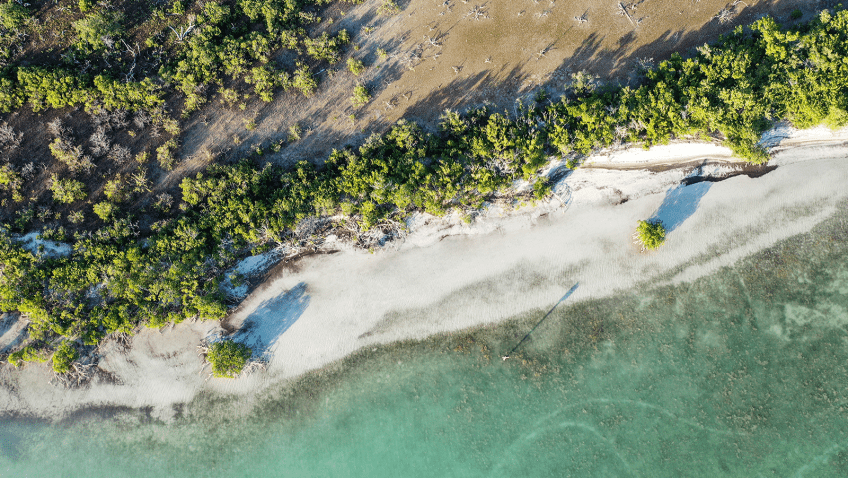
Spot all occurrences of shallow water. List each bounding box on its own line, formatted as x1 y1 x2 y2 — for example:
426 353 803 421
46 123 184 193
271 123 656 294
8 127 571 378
3 207 848 477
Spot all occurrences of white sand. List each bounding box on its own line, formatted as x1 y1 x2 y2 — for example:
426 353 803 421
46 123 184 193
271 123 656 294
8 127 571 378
2 131 848 421
585 141 736 167
17 232 73 259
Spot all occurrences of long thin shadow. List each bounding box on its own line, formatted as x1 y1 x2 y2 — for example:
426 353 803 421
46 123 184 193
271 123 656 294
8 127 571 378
231 282 310 358
650 181 711 233
503 282 579 359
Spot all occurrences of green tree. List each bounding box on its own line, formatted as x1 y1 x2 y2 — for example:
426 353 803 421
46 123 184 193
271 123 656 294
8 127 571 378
8 346 47 367
73 12 123 51
635 220 666 250
49 176 87 203
51 341 79 374
93 201 115 220
207 340 252 378
351 84 370 107
0 1 30 29
347 58 365 76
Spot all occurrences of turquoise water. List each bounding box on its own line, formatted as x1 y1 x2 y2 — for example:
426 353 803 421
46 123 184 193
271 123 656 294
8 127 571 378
3 210 848 477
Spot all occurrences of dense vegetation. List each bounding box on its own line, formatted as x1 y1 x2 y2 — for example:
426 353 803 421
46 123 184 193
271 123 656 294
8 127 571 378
0 0 365 116
1 7 848 374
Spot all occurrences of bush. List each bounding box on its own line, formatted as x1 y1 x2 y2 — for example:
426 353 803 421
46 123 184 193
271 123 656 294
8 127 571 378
0 164 22 202
207 340 252 378
51 341 79 374
347 58 366 76
8 346 47 367
303 30 350 64
291 63 317 97
635 220 666 250
68 210 85 223
73 12 123 51
351 84 370 107
49 138 93 173
157 139 178 170
288 123 302 141
377 0 400 15
49 176 87 203
0 1 30 30
93 201 115 220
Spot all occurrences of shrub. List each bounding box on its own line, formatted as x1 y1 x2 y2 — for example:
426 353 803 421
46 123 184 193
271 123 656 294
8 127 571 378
206 340 252 378
51 341 79 374
635 220 666 250
303 30 350 64
291 63 318 97
532 179 551 200
288 122 302 142
351 84 370 107
347 58 366 76
103 177 126 201
68 210 85 223
0 164 22 202
157 139 178 170
93 201 115 220
50 176 87 203
0 1 30 30
377 0 400 15
246 65 280 102
8 346 47 367
17 67 86 112
49 138 94 173
73 12 123 51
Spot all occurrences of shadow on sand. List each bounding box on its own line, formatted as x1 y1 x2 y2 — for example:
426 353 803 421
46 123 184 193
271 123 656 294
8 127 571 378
231 282 310 358
650 181 712 233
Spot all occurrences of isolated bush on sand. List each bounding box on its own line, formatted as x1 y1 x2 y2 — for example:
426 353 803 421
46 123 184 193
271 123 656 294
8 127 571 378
634 220 666 251
207 340 252 378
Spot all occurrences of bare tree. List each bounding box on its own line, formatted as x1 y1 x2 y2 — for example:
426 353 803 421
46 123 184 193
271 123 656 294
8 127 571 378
108 144 132 164
133 110 152 129
89 127 111 157
615 2 636 27
20 162 35 180
0 122 22 151
47 118 68 138
715 7 734 24
154 193 173 212
169 15 197 43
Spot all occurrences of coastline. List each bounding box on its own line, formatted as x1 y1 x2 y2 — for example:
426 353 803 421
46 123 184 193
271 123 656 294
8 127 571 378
2 126 848 421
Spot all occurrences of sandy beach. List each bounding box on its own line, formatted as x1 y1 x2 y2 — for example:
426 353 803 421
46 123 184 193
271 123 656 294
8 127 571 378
2 126 847 421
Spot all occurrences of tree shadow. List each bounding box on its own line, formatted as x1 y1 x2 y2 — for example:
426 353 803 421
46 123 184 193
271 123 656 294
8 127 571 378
649 181 712 233
230 282 310 358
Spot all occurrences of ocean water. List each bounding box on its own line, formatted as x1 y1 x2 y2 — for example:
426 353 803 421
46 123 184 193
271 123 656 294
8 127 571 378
3 207 848 477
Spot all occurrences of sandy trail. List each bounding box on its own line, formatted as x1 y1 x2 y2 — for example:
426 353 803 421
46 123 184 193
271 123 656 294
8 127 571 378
2 130 846 421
